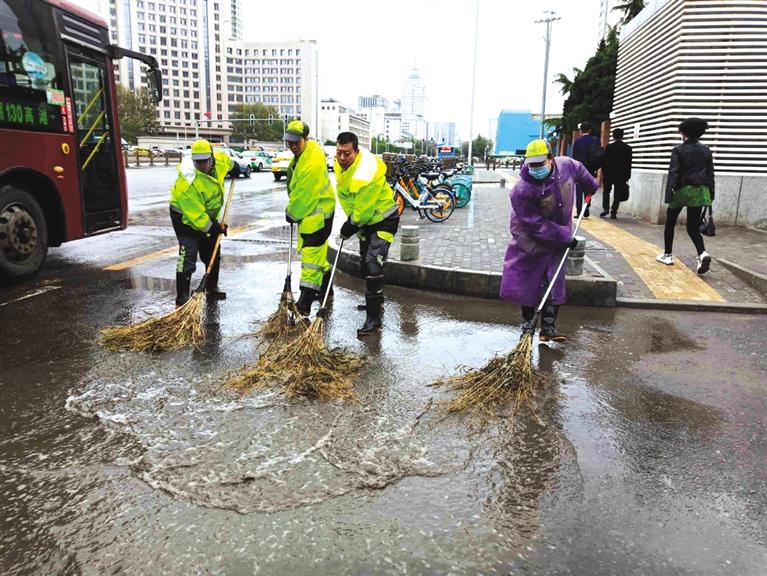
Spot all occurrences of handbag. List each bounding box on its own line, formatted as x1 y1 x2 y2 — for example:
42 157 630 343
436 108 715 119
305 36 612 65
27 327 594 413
699 206 716 237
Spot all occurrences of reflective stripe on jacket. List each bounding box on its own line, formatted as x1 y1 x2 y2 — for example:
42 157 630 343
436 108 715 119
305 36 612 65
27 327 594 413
169 151 233 232
334 148 397 227
285 140 336 236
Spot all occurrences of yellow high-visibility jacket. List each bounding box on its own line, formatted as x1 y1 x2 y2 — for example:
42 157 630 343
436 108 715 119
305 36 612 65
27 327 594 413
334 148 397 228
170 151 233 232
285 140 335 236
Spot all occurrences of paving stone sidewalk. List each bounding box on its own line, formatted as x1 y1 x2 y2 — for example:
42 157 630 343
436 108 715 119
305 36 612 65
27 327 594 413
345 169 767 307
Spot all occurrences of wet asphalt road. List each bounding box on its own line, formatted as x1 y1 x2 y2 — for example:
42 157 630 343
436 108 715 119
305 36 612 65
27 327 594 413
1 168 766 575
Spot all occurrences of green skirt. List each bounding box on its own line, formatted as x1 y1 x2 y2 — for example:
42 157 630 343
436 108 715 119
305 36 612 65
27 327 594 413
668 184 711 210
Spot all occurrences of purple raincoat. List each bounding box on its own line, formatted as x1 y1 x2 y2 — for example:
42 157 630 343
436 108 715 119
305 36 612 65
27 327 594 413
500 157 598 307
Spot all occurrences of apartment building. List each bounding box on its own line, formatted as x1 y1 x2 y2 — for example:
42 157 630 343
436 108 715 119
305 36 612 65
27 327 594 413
319 99 370 149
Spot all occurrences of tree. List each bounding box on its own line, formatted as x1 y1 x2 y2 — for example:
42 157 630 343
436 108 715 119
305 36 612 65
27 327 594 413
229 103 283 142
460 134 494 159
116 85 159 144
323 139 336 146
558 26 620 135
553 68 581 96
613 0 646 25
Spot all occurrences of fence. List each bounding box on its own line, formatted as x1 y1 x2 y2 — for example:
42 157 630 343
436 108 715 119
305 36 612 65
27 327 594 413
122 151 183 168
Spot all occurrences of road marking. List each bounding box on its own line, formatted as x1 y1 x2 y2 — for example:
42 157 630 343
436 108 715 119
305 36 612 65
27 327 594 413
581 217 725 302
0 285 62 307
103 219 274 271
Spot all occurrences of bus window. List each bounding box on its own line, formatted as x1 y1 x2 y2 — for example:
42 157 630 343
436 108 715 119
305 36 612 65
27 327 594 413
0 0 66 133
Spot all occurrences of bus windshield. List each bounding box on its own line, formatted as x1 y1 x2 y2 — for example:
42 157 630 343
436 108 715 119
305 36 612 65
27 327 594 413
0 0 66 133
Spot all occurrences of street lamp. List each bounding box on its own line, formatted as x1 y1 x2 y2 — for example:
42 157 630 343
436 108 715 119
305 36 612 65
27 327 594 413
535 11 560 139
467 0 480 165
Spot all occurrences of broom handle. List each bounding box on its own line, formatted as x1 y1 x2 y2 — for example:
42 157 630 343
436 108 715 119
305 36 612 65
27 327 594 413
282 223 294 293
318 237 344 311
195 178 236 292
534 193 591 315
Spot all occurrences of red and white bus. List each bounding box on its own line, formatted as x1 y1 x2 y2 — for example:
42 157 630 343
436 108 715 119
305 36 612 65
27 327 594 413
0 0 161 283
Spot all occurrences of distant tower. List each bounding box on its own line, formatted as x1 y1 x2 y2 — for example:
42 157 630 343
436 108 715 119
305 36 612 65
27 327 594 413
400 68 426 138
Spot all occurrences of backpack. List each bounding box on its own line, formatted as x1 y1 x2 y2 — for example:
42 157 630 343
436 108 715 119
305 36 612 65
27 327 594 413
585 139 604 173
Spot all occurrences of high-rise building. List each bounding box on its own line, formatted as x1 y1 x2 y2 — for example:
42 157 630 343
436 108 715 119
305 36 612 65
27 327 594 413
357 94 389 138
319 99 370 149
400 68 426 139
101 0 237 141
226 0 241 40
224 40 319 134
429 122 457 147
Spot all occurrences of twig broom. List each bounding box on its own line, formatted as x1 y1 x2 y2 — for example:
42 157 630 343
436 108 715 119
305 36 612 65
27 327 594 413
439 194 593 416
228 238 363 401
257 223 305 342
100 178 236 352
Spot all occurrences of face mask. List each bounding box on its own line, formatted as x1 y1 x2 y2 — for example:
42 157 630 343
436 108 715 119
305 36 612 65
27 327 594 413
528 164 551 181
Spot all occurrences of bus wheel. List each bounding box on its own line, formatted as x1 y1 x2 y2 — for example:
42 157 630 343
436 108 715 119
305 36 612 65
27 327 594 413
0 186 48 284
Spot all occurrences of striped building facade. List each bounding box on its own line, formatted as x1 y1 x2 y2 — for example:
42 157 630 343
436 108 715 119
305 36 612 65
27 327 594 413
610 0 767 227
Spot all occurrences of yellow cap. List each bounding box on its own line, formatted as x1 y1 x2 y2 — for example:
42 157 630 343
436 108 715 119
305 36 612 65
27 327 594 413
190 139 213 160
283 120 309 142
524 139 551 163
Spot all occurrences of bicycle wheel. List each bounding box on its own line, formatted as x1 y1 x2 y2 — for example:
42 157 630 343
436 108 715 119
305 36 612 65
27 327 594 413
394 192 406 216
453 182 471 208
424 186 455 222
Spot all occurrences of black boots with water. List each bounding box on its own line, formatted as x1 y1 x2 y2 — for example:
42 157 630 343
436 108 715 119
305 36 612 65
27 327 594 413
175 273 191 307
296 287 320 317
539 303 567 342
205 285 226 301
521 305 536 334
319 271 334 308
357 293 383 336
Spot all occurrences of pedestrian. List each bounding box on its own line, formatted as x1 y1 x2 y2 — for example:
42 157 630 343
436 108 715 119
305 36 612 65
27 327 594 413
283 120 337 316
500 139 599 342
572 121 603 218
335 132 400 336
169 139 232 307
656 117 714 274
600 128 633 219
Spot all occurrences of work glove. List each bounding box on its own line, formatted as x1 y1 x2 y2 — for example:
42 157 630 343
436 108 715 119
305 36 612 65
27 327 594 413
209 220 226 237
340 219 358 240
569 237 578 249
285 210 297 224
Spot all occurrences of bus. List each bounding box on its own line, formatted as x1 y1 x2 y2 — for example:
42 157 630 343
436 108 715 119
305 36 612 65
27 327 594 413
0 0 162 283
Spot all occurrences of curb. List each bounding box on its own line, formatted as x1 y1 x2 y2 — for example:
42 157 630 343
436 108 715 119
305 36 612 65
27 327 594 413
716 258 767 297
616 297 767 315
328 240 618 308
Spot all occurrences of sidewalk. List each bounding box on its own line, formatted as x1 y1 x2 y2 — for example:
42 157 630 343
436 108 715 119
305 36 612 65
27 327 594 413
332 169 767 313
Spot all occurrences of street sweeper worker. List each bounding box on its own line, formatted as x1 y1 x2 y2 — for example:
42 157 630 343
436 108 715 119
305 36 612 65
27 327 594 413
283 120 336 317
169 139 233 307
335 131 400 336
499 139 598 342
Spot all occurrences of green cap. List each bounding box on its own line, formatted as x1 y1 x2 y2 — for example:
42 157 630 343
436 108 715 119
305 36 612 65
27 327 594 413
283 120 309 142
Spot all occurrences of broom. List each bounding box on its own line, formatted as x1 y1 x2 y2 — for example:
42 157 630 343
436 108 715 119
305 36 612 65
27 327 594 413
229 238 363 401
100 178 236 353
257 223 305 342
439 194 593 415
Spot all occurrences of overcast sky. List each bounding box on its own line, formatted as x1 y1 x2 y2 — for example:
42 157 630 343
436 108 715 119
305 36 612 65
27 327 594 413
75 0 606 141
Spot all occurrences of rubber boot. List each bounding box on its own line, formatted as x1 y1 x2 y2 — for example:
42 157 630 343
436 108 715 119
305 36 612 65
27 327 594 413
296 288 319 317
319 270 334 308
521 305 536 333
539 303 567 342
357 293 383 336
204 252 226 300
175 273 191 308
206 285 227 301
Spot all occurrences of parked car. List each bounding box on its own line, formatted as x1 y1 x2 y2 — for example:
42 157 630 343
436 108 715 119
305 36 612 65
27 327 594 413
217 147 252 178
322 145 336 171
271 149 293 181
240 150 272 172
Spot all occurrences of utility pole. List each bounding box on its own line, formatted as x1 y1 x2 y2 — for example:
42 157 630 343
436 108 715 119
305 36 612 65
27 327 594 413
467 0 479 165
535 11 560 139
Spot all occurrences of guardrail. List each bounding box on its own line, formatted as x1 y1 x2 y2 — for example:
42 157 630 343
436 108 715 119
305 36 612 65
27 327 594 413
122 151 183 168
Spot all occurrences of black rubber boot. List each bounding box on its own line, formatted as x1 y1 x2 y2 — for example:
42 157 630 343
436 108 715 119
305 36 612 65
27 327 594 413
296 288 319 317
206 285 226 300
539 303 566 342
357 293 383 336
319 271 334 308
521 305 536 333
175 273 191 307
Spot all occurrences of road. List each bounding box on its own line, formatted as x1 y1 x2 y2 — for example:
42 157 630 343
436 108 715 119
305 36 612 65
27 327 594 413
0 168 765 575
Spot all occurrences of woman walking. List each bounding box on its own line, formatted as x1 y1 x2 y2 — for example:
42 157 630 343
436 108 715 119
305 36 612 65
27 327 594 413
656 117 715 274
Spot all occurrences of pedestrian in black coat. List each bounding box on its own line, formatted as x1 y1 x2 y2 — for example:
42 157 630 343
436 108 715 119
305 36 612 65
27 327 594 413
572 121 603 218
600 128 633 219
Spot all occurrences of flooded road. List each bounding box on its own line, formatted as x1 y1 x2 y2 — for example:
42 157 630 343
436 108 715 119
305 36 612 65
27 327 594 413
1 170 766 574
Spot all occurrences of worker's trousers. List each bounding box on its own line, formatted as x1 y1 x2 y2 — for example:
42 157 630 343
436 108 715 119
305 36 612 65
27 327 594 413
299 216 333 291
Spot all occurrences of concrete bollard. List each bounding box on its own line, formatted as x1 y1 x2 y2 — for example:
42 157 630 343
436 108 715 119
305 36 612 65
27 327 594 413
399 225 420 261
500 177 506 188
566 235 586 276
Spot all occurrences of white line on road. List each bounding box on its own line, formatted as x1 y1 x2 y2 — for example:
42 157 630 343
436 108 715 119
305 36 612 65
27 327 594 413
0 285 62 308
